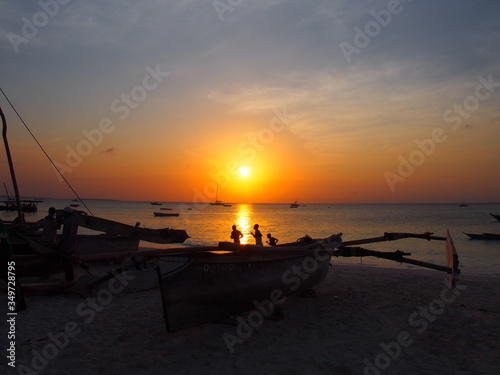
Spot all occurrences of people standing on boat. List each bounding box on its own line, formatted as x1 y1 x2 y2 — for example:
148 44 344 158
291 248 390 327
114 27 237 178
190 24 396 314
230 225 243 244
41 207 60 244
251 224 263 246
59 206 79 281
266 233 279 247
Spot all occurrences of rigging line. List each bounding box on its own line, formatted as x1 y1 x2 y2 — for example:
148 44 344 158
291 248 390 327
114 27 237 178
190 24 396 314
0 87 94 216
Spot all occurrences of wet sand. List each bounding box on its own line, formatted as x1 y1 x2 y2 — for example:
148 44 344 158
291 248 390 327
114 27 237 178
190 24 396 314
1 264 499 375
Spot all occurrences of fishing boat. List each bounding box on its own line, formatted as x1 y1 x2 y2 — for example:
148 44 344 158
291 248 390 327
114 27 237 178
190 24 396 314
76 212 188 243
290 201 300 208
151 202 163 205
153 211 180 217
0 199 42 212
157 235 341 332
210 187 230 206
489 213 500 221
157 231 459 332
463 232 500 240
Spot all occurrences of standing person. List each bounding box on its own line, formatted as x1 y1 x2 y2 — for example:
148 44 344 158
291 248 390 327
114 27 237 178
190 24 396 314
59 207 79 281
230 225 243 244
266 233 279 247
251 224 263 246
41 207 60 244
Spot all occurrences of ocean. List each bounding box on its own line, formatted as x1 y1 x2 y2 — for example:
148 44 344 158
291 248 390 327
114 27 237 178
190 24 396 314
2 199 500 275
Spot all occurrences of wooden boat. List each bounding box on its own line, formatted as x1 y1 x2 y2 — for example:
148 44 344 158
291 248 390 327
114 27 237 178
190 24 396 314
76 213 189 243
24 233 140 254
157 235 342 332
463 232 500 240
157 231 460 332
153 211 180 217
489 213 500 221
0 199 42 212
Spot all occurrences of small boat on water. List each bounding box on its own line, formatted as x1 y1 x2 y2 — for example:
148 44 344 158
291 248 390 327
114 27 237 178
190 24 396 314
489 213 500 221
210 187 231 206
0 199 42 212
151 202 162 205
153 211 180 217
290 201 300 208
463 232 500 240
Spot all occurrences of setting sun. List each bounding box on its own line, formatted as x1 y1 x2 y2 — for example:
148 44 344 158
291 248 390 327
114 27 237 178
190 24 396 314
239 167 250 177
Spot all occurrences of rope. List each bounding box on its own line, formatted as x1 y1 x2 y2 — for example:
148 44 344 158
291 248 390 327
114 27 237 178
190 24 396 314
0 87 94 216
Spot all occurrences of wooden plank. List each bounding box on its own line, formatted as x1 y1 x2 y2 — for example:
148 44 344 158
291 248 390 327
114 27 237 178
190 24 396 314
445 230 460 289
342 232 446 246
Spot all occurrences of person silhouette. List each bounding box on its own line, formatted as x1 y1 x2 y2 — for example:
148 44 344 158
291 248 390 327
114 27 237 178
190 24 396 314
41 207 60 244
266 233 279 247
230 224 243 244
251 224 263 246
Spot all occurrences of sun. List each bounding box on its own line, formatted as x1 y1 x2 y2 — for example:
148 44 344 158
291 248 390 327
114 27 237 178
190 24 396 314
239 167 250 177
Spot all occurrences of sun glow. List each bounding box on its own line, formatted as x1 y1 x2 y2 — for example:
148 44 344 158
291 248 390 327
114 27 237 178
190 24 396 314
239 167 250 177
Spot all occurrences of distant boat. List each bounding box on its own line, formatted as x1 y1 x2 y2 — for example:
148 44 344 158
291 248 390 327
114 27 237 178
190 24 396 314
459 203 468 207
151 202 162 205
154 211 180 217
210 187 230 206
290 201 300 208
463 232 500 240
490 213 500 221
0 199 42 212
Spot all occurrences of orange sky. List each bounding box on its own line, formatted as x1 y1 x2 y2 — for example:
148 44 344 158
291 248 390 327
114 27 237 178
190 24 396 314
1 1 499 204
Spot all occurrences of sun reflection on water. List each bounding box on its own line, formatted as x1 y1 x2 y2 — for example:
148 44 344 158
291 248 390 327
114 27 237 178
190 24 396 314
234 203 253 244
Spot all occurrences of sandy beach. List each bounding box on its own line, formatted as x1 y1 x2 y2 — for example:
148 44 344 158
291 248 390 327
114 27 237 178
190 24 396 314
1 263 499 375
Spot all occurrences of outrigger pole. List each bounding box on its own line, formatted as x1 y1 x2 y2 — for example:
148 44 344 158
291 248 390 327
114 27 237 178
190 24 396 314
1 105 24 225
335 231 460 289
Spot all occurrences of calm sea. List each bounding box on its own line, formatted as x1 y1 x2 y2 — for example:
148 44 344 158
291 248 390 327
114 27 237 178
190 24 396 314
2 200 500 275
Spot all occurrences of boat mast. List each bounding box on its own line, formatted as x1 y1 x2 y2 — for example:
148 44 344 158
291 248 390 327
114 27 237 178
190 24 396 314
1 105 24 224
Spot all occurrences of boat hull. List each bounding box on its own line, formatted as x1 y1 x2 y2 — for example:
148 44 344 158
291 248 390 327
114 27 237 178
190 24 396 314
157 239 339 332
489 213 500 222
153 212 179 217
77 214 189 243
464 232 500 240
